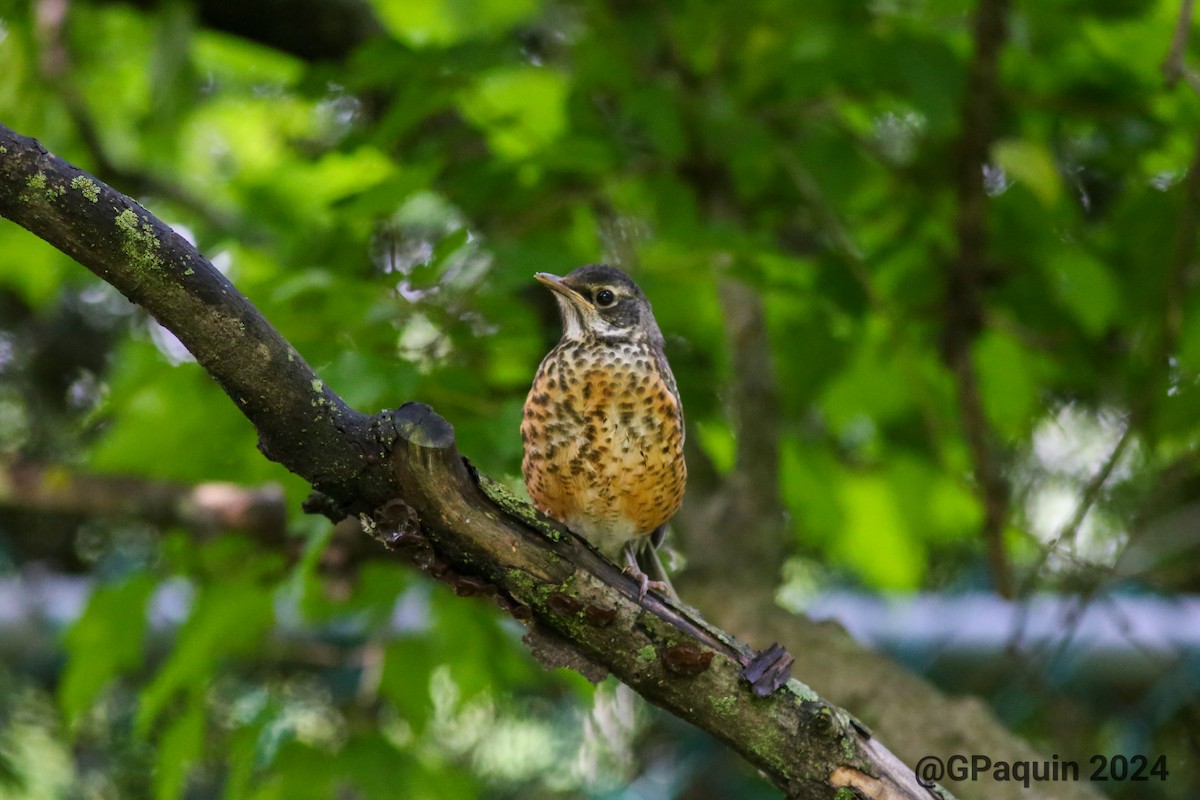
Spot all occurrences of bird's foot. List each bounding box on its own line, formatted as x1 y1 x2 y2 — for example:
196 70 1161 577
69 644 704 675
622 564 669 600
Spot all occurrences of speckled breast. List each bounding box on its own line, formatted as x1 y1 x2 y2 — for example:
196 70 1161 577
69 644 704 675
521 338 687 557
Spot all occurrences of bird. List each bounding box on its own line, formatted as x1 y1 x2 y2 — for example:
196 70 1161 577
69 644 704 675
521 264 686 600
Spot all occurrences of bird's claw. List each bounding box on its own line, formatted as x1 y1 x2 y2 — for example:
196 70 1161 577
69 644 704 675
622 564 668 600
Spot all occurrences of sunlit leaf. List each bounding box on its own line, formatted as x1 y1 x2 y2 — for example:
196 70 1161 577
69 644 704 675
0 229 73 307
832 474 923 590
374 0 540 47
993 138 1063 206
457 67 569 159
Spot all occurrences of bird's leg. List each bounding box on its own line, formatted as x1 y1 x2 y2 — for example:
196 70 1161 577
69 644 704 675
621 540 671 601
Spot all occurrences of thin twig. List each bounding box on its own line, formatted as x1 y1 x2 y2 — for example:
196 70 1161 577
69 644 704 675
1163 0 1200 90
1022 417 1134 593
1008 418 1133 658
1055 421 1134 552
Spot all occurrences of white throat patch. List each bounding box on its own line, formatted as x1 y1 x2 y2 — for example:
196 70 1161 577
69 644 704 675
555 295 586 340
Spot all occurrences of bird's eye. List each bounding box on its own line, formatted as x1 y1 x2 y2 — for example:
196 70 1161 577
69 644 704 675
594 288 616 308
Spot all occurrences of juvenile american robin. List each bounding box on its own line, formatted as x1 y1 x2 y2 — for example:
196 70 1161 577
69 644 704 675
522 264 686 599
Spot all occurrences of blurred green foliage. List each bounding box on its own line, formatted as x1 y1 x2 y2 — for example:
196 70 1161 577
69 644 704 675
1 0 1200 797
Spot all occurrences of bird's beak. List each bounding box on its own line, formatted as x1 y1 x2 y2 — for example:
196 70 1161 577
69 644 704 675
535 272 589 307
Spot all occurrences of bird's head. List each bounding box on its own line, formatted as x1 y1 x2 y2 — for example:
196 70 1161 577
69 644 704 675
536 264 662 346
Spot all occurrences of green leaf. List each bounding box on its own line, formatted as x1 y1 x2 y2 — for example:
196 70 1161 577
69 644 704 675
0 229 73 307
972 330 1040 438
626 85 686 162
136 579 275 736
59 573 157 727
781 443 844 546
379 636 439 735
992 138 1063 207
890 456 982 545
89 340 284 485
374 0 540 47
457 67 569 159
0 741 26 790
832 473 923 590
695 420 736 474
1041 247 1121 336
927 472 985 542
154 696 206 800
819 337 915 436
1178 306 1200 373
192 28 303 85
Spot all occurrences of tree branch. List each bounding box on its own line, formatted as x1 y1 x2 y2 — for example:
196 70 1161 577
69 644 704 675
0 123 940 799
0 458 287 540
1163 0 1200 91
1039 419 1133 576
944 0 1014 598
